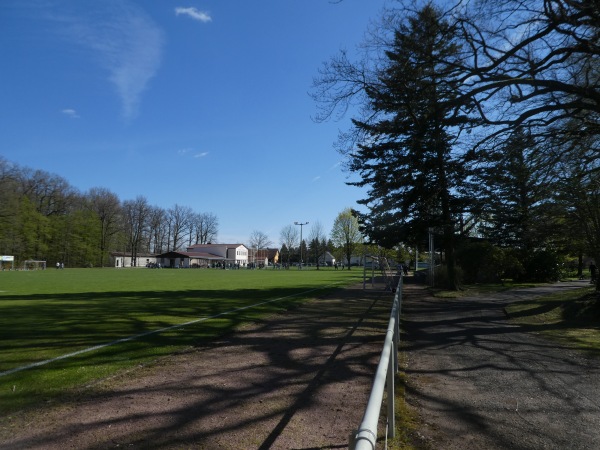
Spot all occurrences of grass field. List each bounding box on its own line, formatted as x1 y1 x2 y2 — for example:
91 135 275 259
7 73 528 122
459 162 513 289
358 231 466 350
0 267 363 415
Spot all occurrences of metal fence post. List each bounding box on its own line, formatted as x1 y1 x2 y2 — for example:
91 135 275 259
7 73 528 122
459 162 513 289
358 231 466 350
387 350 395 439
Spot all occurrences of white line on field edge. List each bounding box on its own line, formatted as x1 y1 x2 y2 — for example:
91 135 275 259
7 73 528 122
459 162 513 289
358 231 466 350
0 283 343 378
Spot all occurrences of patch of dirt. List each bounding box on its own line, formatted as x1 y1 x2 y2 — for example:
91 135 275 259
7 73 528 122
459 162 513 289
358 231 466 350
0 283 395 450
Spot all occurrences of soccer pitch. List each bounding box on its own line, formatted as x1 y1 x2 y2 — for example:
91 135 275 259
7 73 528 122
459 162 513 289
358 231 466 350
0 267 362 414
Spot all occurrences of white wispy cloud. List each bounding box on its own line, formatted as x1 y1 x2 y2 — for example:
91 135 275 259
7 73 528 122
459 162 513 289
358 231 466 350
61 108 80 118
52 1 164 121
178 149 208 159
312 176 321 182
175 7 212 23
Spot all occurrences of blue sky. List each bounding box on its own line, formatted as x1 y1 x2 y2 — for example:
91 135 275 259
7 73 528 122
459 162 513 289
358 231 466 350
0 1 387 245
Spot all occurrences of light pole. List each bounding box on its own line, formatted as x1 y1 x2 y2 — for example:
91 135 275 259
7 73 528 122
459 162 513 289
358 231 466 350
294 221 308 269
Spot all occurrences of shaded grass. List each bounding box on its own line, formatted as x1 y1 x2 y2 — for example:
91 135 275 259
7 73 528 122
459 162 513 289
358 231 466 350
0 268 362 415
505 285 600 354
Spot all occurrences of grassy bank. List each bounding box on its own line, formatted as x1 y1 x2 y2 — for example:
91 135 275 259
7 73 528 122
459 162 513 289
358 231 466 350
505 284 600 354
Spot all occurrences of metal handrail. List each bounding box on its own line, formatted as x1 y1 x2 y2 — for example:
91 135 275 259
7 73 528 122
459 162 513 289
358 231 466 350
351 275 403 450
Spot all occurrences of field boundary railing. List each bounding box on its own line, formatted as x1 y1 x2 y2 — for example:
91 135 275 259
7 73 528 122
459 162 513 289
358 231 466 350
350 274 403 450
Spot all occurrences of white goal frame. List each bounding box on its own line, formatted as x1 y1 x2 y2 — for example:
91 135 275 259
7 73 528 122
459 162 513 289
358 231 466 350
23 260 47 270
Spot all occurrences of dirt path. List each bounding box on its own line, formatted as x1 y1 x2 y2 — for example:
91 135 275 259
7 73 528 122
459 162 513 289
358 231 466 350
0 283 394 450
403 281 600 449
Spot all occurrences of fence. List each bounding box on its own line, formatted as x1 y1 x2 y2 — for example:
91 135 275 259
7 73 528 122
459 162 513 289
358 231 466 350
350 274 403 450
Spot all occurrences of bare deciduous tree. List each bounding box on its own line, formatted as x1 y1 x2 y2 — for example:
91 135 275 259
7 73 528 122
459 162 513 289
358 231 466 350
167 204 193 251
308 221 327 268
122 196 151 266
452 0 600 145
86 187 122 267
279 224 299 265
147 206 168 254
189 212 219 245
248 230 273 250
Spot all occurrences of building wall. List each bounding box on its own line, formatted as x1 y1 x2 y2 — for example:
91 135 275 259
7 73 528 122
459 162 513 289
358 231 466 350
318 252 336 265
113 254 158 268
230 246 248 266
187 244 249 266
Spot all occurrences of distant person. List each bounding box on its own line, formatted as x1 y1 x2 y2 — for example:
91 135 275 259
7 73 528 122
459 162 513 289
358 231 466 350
590 262 597 283
56 262 60 269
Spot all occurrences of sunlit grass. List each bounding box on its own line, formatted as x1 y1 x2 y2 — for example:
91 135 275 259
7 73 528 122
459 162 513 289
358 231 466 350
0 267 362 415
388 355 425 450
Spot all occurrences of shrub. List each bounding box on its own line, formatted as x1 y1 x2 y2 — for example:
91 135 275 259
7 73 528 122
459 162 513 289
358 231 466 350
519 250 565 282
456 241 523 284
456 241 493 283
432 264 463 288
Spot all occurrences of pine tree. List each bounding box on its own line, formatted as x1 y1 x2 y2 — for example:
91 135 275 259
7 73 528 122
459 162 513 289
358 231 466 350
347 5 473 289
477 128 553 251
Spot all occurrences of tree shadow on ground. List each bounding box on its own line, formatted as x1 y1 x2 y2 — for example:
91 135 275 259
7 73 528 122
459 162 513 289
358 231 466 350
400 283 600 449
0 283 395 450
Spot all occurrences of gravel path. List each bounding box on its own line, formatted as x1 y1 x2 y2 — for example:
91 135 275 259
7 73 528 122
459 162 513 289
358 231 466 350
0 282 394 450
403 280 600 450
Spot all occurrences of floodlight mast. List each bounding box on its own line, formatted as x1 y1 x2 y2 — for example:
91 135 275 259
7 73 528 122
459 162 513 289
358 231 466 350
294 221 309 269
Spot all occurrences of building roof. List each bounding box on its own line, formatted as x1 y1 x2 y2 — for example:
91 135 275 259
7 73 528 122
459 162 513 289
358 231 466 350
187 243 247 251
110 252 158 257
157 250 226 260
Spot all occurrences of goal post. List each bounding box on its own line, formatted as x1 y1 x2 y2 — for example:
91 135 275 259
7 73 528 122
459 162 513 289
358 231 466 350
23 260 47 270
363 255 397 291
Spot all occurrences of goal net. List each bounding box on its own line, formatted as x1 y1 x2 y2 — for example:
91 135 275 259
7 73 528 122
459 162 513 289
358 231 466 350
23 260 47 270
363 255 397 291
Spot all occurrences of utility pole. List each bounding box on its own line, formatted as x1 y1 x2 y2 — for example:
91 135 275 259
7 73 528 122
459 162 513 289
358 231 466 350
294 221 308 269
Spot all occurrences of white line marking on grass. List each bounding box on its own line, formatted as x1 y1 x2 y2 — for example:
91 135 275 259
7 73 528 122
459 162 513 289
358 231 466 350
0 284 342 378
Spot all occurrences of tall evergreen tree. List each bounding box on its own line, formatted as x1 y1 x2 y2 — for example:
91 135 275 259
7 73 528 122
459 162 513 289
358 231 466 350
477 128 553 251
342 6 474 288
554 133 600 289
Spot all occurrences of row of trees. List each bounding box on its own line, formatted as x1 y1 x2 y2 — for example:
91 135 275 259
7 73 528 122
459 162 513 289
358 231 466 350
276 208 367 268
0 158 218 267
313 0 600 289
0 156 369 270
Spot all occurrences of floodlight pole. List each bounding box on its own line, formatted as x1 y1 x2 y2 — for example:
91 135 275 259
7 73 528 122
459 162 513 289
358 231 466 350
294 221 308 269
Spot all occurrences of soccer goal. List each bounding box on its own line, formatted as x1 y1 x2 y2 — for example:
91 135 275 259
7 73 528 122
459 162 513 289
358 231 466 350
363 255 397 291
23 260 47 270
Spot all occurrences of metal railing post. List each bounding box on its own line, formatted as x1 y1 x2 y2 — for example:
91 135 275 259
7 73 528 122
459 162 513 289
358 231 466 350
387 350 395 439
352 275 403 450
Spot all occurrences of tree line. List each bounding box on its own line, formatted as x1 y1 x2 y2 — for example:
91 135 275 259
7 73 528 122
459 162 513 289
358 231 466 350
312 0 600 289
0 157 218 268
276 208 375 269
